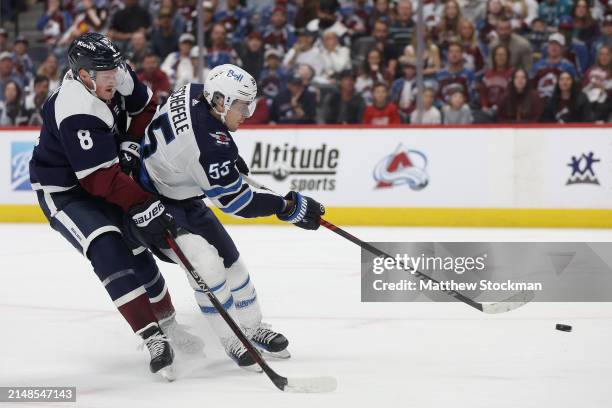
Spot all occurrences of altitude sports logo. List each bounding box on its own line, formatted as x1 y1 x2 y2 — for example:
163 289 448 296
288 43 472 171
249 142 339 191
373 144 429 190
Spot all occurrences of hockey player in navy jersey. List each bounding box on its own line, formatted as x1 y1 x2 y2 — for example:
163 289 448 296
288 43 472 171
29 33 203 380
135 64 325 371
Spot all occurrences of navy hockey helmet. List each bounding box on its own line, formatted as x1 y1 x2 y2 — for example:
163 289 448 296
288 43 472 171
68 32 123 79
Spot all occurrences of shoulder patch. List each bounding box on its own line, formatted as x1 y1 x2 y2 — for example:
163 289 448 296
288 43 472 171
54 74 114 129
209 131 230 146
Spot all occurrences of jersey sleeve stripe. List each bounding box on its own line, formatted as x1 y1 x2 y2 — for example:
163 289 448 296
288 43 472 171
204 176 243 198
216 188 253 214
74 157 119 179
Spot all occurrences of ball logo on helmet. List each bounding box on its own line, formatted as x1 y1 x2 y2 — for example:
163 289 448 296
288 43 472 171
227 69 244 82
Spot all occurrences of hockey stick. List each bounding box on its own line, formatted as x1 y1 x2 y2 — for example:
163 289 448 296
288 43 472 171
242 174 534 314
165 233 337 393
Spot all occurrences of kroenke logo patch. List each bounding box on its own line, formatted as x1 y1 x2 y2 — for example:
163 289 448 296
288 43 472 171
373 144 429 190
566 152 600 185
11 142 35 191
249 142 339 191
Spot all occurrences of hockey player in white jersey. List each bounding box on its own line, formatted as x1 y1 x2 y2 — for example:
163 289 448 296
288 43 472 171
134 64 325 370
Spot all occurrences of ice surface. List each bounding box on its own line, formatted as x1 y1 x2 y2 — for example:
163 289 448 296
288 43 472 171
1 225 612 408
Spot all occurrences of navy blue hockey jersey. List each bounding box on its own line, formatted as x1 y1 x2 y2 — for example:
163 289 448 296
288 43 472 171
29 68 152 192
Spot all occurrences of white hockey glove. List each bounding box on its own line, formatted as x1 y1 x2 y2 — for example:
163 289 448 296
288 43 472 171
115 63 135 96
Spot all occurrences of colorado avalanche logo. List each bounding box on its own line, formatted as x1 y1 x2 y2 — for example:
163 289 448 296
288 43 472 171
373 144 429 190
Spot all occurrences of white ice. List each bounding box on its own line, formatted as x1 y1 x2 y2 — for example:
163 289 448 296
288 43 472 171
1 225 612 408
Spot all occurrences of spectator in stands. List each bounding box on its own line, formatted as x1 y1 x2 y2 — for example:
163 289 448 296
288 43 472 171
489 17 533 71
572 0 600 49
363 82 401 125
306 0 349 43
479 44 513 118
352 19 398 77
24 75 49 126
389 0 414 55
150 9 181 61
356 48 393 104
436 42 476 104
477 0 507 46
459 19 485 77
207 23 242 69
557 16 591 76
262 6 296 52
527 18 549 61
538 0 573 29
36 53 60 92
340 0 372 39
214 0 250 45
531 33 577 98
238 32 265 83
541 71 592 122
138 53 171 105
0 80 27 126
391 58 417 121
161 33 195 89
582 47 612 121
270 73 317 124
410 87 442 124
126 31 149 71
497 68 543 122
436 0 463 51
12 36 34 87
37 0 72 46
442 86 474 124
63 0 109 42
322 70 366 124
259 47 288 101
320 30 352 82
0 52 23 102
505 0 533 31
107 0 151 48
593 13 612 60
401 26 441 78
283 28 323 76
370 0 392 26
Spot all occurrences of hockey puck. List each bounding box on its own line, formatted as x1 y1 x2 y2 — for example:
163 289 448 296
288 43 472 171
556 324 572 332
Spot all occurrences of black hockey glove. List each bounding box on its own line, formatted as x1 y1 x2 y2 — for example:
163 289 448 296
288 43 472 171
277 191 325 230
235 154 249 176
129 197 177 249
119 141 141 179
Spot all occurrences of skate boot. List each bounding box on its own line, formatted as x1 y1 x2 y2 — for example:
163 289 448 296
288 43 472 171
159 314 205 355
139 323 175 381
223 336 262 373
248 323 290 359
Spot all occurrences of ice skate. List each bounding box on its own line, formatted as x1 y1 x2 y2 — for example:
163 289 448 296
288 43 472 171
140 323 175 381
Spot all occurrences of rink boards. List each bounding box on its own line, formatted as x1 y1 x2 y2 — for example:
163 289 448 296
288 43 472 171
1 125 612 227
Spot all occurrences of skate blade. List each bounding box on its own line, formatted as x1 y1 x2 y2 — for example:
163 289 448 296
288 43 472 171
239 363 263 373
261 348 291 359
158 366 176 382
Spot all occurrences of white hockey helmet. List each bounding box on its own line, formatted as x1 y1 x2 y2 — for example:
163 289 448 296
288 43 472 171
203 64 257 122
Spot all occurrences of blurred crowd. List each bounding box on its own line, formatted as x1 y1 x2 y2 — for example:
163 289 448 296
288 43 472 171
0 0 611 126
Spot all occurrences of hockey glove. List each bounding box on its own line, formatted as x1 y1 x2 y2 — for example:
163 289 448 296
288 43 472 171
119 141 141 179
115 63 135 96
235 154 249 176
129 197 177 249
277 191 325 230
